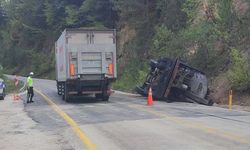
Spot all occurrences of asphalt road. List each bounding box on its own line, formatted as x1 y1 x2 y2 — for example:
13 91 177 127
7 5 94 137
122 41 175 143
21 78 250 150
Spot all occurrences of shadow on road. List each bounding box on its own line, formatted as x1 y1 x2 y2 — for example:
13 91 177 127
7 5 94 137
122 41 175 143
65 96 108 104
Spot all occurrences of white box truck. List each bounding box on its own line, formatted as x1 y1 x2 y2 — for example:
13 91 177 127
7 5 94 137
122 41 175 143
55 28 117 102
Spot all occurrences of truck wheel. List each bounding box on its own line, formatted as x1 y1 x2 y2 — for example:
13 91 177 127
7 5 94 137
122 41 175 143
165 99 172 103
95 94 109 101
95 94 102 99
62 84 65 100
102 95 109 101
62 93 65 101
207 99 214 106
63 84 70 102
62 83 70 102
102 91 110 101
164 96 172 103
63 92 70 102
65 94 70 102
57 82 62 95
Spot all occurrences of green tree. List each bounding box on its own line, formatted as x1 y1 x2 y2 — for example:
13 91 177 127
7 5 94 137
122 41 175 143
151 25 184 59
79 0 116 28
0 3 6 26
65 5 79 26
228 48 250 91
0 0 117 76
156 0 187 31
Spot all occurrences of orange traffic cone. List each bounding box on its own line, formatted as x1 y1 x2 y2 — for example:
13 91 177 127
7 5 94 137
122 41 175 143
13 94 20 101
147 87 154 106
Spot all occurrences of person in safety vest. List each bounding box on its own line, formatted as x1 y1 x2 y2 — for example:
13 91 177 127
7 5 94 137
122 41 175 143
27 72 34 103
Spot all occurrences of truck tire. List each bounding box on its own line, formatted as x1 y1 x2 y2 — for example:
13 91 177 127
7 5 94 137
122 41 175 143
64 93 70 102
62 93 65 101
95 94 102 99
95 93 109 101
57 82 62 95
164 98 172 103
207 99 214 106
62 83 70 102
62 83 65 100
63 84 70 102
102 94 109 101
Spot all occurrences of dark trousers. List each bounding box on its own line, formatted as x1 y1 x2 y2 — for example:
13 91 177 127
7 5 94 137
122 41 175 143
27 87 34 102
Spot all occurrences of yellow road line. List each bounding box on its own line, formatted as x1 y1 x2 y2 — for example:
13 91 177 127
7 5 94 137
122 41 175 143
34 89 97 150
128 104 250 144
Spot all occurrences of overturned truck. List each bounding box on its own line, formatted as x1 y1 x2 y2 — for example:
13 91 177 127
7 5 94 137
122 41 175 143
136 58 214 106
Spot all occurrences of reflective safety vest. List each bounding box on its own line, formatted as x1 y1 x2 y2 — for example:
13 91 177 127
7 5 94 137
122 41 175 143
27 76 33 87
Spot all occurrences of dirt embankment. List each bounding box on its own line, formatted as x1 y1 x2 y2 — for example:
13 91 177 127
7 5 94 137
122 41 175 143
210 73 250 111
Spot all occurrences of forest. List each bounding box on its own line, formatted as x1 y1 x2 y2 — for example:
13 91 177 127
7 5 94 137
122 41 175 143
0 0 250 103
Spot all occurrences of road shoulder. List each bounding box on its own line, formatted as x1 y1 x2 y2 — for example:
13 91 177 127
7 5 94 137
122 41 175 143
0 95 61 150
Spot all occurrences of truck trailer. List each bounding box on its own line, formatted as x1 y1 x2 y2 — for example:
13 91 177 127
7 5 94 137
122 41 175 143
136 58 213 106
55 28 117 102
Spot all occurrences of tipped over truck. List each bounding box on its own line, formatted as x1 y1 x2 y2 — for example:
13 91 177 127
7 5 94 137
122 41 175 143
136 58 213 106
55 28 117 102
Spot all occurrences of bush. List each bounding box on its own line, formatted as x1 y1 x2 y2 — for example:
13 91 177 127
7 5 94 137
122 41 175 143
112 60 148 92
228 48 250 91
0 65 4 79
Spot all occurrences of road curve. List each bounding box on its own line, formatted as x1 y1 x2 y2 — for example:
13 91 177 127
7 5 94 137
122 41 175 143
22 78 250 150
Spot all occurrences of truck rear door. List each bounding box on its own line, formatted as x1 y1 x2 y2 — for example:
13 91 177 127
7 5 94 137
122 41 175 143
79 52 102 74
67 30 116 78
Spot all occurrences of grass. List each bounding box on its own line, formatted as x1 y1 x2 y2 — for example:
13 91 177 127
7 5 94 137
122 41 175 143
112 63 149 92
4 78 24 94
0 70 24 94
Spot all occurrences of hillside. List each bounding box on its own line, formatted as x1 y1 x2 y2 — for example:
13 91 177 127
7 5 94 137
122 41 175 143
0 0 250 104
